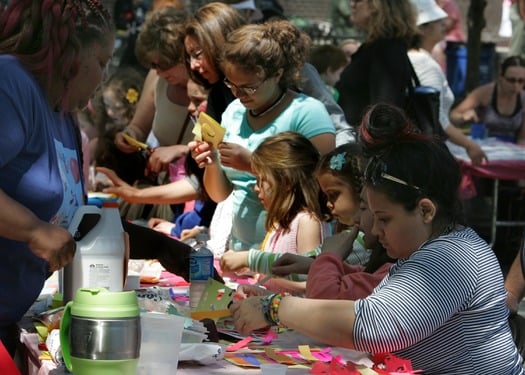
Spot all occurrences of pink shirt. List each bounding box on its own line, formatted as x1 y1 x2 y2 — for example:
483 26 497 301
306 252 392 300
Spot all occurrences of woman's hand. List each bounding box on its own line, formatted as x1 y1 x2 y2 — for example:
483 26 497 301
96 167 140 202
28 222 76 272
218 142 252 172
272 253 314 276
465 142 488 166
115 130 143 154
147 145 189 175
320 227 359 259
148 218 175 236
189 140 216 168
458 109 479 124
229 296 269 335
220 250 249 274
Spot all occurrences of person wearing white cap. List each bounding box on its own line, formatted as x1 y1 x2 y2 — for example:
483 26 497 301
408 0 487 165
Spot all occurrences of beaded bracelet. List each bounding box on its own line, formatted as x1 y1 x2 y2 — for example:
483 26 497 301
261 292 290 327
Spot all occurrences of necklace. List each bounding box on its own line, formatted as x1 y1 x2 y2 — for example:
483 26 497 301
249 91 286 118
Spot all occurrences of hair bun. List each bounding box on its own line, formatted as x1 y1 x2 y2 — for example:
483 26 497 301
359 103 423 155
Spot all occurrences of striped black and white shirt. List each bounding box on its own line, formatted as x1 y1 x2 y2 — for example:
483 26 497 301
354 227 524 374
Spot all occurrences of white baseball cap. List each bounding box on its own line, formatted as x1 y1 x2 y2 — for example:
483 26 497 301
411 0 448 26
231 0 263 21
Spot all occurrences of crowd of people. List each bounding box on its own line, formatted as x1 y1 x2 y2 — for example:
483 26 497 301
1 0 525 372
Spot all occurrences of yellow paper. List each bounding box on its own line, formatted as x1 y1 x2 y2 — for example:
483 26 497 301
121 133 149 151
198 112 225 148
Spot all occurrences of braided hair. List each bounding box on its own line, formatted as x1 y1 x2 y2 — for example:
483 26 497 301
0 0 113 103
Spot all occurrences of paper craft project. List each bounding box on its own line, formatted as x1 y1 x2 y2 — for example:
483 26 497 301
189 278 234 320
121 133 149 151
193 112 226 148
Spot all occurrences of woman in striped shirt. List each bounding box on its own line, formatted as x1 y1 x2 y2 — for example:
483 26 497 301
230 103 524 374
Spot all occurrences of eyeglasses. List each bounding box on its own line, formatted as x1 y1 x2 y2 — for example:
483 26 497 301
504 76 525 84
186 49 204 64
364 156 421 191
223 77 265 96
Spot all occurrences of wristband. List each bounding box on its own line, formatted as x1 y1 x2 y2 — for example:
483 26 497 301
261 292 290 327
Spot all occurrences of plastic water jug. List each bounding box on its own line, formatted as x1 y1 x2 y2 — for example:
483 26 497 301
60 288 141 375
63 202 128 303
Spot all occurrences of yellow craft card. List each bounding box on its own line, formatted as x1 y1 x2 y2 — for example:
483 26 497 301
121 133 149 151
197 112 226 148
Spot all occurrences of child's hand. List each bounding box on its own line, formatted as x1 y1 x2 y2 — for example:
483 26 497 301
148 218 175 236
236 284 271 299
272 253 314 276
220 250 249 274
320 227 359 259
180 226 203 241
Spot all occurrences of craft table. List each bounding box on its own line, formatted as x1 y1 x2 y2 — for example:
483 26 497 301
19 326 374 375
446 138 525 246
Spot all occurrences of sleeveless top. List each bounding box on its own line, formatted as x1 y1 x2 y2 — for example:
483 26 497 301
476 85 525 142
152 77 193 147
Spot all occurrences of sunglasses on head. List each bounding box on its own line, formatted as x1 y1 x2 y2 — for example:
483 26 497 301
364 156 421 191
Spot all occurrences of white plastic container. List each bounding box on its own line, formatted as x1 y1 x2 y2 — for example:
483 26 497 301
62 202 128 303
138 312 185 375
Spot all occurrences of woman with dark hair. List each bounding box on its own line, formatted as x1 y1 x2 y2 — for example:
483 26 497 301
229 103 524 374
184 1 355 145
0 0 114 355
450 55 525 144
335 0 419 128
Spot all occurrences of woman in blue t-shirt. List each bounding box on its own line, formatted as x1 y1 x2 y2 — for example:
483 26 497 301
0 0 114 356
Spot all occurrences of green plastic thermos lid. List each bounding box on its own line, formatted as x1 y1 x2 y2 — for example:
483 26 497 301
69 288 139 318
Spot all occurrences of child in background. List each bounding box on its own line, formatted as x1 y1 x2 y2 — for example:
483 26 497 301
93 66 145 187
309 44 348 102
99 79 217 237
220 132 331 294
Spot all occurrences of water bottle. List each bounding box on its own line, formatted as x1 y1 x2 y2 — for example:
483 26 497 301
189 236 214 310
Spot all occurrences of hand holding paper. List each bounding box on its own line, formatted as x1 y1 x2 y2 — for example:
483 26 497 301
192 112 226 148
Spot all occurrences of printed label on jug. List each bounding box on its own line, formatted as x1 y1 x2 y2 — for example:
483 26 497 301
88 263 111 289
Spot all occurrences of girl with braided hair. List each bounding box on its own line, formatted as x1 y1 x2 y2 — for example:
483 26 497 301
0 0 113 356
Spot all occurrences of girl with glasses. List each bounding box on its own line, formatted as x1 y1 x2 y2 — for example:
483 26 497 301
190 20 336 252
229 103 524 374
450 55 525 144
184 2 354 145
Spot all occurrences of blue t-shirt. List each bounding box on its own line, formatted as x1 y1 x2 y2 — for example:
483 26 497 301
220 93 335 251
0 55 84 326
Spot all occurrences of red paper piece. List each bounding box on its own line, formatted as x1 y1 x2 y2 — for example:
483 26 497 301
310 357 361 375
372 353 421 374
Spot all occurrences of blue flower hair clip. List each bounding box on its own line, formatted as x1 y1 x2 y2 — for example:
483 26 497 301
329 152 347 171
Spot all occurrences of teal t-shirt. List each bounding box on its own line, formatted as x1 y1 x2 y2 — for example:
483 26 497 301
220 93 335 251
